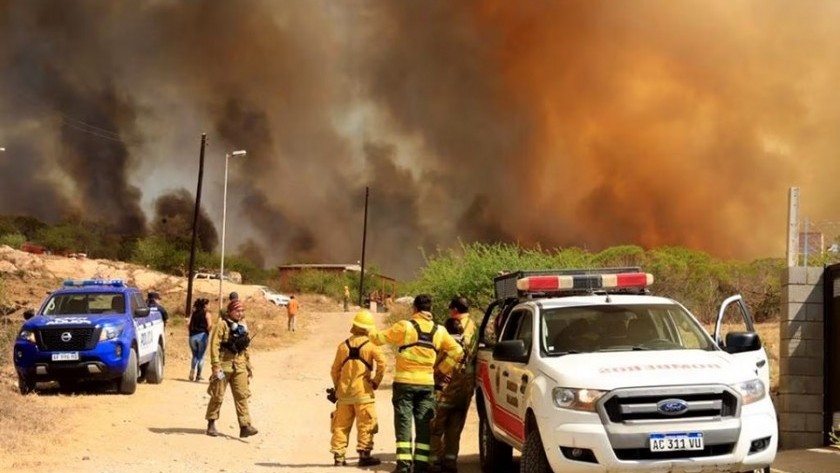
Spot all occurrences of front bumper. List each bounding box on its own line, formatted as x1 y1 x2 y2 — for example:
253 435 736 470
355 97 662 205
14 340 129 381
539 404 777 473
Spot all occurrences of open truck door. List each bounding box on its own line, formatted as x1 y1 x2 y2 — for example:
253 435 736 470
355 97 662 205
714 295 771 393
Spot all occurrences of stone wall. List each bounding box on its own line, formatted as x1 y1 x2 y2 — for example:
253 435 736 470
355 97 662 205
777 266 825 449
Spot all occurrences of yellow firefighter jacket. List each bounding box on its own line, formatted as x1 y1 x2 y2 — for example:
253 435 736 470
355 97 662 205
209 317 252 373
330 335 386 404
370 311 464 386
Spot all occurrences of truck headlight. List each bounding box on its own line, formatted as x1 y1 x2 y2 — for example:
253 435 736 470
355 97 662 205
552 387 607 411
731 378 766 405
99 324 125 341
18 329 36 343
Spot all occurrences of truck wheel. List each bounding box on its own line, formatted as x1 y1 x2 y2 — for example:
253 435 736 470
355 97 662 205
18 374 36 395
144 342 165 384
118 348 138 394
479 412 512 473
521 426 552 473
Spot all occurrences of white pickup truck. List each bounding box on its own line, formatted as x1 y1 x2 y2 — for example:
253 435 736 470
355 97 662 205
475 268 776 473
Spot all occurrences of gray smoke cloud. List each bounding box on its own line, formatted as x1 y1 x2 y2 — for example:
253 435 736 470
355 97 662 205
2 1 840 279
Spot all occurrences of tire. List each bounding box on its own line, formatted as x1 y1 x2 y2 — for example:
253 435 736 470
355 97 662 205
521 425 552 473
118 348 138 394
479 410 513 473
18 374 36 395
144 342 165 384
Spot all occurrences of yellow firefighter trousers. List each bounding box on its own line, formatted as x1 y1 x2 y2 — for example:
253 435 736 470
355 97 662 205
205 368 251 427
330 401 378 456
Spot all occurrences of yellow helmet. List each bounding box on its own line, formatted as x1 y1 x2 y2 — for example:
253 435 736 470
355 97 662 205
352 310 375 331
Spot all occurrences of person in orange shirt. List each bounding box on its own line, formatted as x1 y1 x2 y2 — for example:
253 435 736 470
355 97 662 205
286 295 300 332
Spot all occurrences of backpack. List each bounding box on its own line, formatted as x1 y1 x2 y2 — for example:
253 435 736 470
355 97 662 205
398 320 438 353
341 339 373 372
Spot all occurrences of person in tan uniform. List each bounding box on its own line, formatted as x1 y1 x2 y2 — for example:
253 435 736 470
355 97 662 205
329 310 387 467
205 299 259 438
430 297 479 473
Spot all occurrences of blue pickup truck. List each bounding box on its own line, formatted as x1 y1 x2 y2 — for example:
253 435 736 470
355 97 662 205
13 279 166 395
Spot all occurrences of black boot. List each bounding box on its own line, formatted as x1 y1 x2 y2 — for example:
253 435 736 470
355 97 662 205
358 450 381 467
333 454 347 466
206 420 219 437
240 424 259 438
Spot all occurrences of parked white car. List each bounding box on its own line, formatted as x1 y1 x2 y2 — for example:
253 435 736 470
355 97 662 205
259 287 290 306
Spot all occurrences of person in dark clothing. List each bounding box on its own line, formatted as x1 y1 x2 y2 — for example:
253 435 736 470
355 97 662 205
189 298 213 381
147 291 169 325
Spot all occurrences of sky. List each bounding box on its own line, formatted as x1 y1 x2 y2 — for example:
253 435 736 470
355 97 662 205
1 1 839 278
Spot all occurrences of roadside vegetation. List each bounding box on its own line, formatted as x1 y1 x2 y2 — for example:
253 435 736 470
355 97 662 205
407 242 785 324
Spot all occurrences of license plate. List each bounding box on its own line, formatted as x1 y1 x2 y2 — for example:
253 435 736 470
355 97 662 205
51 352 79 361
649 432 704 452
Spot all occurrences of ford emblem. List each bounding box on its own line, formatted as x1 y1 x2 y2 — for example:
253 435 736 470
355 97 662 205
657 398 689 415
61 332 72 342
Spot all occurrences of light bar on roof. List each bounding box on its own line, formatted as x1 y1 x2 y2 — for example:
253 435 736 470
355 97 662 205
516 272 653 292
63 279 125 288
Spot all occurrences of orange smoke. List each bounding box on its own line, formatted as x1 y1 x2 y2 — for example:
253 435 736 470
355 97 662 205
467 1 840 258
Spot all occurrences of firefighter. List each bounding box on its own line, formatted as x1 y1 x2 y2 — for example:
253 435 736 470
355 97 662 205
369 294 464 473
205 299 259 438
430 297 479 473
330 310 387 467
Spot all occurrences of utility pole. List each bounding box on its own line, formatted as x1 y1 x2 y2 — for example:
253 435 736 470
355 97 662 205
185 134 207 317
358 186 369 307
786 187 800 267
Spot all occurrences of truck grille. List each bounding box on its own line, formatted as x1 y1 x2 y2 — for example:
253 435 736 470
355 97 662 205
614 442 735 460
37 328 97 351
602 386 739 424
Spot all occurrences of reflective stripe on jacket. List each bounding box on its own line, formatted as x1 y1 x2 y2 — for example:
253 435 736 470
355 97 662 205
330 335 386 404
370 312 463 386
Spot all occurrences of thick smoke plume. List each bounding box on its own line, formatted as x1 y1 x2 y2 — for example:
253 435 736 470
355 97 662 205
2 1 840 278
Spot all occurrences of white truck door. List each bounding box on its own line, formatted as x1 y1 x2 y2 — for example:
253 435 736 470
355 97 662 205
714 295 771 390
506 308 535 423
494 309 532 444
477 302 506 426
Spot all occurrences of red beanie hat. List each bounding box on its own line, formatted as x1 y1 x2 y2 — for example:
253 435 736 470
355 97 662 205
228 299 244 314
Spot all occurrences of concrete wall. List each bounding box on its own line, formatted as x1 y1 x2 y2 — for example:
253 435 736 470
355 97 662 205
778 266 825 449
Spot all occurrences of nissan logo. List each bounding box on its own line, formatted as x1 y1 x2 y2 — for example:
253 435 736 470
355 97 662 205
657 398 689 415
61 332 72 342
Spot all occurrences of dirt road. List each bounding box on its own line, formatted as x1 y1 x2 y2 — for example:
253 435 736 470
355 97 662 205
1 310 482 473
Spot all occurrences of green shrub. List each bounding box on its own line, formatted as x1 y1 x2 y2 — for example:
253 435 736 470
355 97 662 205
0 233 26 249
409 242 783 324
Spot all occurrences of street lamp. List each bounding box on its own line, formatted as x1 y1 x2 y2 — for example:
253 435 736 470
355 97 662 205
218 149 247 307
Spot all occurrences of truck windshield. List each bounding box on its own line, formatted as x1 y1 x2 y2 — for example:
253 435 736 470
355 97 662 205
541 304 715 355
42 293 125 315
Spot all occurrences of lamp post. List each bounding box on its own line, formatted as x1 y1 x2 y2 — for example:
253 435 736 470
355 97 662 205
218 149 247 307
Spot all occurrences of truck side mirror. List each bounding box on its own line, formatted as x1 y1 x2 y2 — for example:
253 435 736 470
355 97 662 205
134 307 151 318
23 309 35 320
493 340 529 363
723 332 762 354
